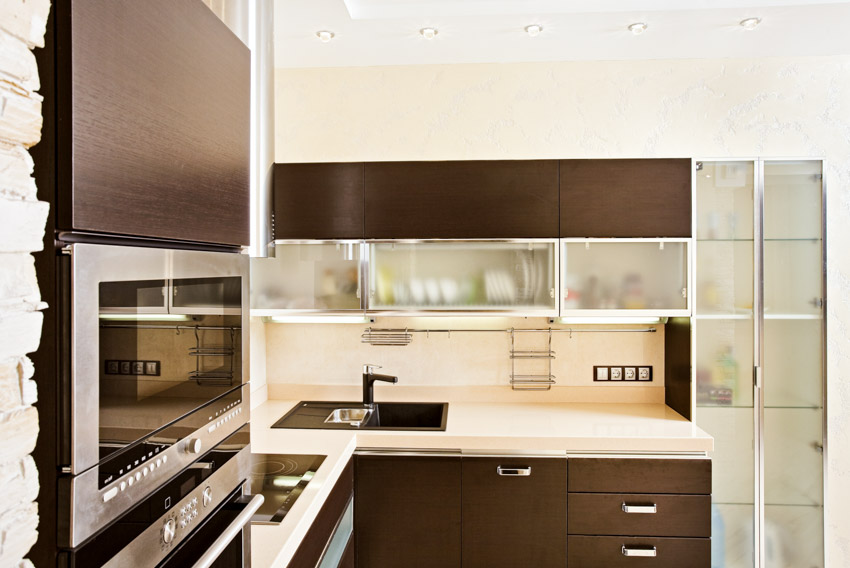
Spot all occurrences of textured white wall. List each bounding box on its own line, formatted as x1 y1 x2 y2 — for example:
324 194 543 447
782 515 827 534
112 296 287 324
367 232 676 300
0 0 51 565
274 55 850 565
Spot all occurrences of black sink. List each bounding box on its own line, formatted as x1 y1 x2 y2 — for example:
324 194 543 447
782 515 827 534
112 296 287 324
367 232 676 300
272 401 448 431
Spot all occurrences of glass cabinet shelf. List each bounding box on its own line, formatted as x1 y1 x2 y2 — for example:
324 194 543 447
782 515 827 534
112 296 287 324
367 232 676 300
561 239 690 317
251 241 365 314
368 240 558 314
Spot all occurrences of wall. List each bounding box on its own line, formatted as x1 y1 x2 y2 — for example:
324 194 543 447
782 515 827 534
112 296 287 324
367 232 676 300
273 55 850 564
0 0 51 565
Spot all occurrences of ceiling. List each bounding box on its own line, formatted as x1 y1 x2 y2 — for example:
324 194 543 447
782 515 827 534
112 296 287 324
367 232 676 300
274 0 850 68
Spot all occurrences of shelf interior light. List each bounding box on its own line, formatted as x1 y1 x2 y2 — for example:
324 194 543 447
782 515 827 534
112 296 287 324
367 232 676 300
628 22 648 35
419 27 438 40
98 314 192 322
556 316 666 325
264 315 375 324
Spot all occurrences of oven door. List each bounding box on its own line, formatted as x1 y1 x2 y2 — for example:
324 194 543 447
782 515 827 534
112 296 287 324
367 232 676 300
159 490 263 568
61 243 250 547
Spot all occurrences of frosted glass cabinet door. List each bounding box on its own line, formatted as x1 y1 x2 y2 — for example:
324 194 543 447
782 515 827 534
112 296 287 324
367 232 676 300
250 242 364 312
561 239 689 315
368 240 557 313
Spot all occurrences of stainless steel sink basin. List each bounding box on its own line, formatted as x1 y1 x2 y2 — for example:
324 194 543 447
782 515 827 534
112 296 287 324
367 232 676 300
324 408 373 427
272 401 448 431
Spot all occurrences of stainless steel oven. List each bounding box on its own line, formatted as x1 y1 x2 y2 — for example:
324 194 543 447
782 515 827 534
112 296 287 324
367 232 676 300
58 243 250 548
63 426 263 567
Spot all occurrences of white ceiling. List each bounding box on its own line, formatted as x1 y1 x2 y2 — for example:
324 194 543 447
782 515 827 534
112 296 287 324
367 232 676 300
274 0 850 68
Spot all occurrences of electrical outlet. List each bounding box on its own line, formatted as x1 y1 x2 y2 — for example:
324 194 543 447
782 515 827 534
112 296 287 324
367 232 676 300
119 361 131 375
145 361 160 376
624 367 636 380
131 361 145 375
638 367 652 381
105 360 120 375
594 366 609 381
610 367 623 380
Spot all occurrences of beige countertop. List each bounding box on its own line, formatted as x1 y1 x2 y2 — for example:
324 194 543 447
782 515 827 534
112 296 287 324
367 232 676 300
250 397 713 568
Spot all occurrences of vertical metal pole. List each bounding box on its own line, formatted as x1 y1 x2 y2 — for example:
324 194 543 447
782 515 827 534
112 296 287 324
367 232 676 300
820 161 828 568
754 159 765 568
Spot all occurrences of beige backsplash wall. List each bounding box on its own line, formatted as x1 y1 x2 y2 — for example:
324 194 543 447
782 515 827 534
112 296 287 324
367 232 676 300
265 318 664 392
272 55 850 563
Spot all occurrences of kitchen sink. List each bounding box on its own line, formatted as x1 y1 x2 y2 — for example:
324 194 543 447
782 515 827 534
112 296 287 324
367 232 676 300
272 401 448 431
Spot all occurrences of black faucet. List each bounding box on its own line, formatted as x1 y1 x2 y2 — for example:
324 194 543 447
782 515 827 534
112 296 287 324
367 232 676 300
362 364 398 407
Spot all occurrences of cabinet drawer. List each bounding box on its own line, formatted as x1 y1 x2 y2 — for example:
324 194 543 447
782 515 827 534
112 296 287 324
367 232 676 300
462 458 566 568
569 458 711 494
568 493 710 538
568 536 710 568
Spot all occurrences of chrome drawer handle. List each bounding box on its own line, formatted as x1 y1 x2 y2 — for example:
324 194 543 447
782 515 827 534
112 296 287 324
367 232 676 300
622 546 657 557
622 503 657 514
496 466 531 476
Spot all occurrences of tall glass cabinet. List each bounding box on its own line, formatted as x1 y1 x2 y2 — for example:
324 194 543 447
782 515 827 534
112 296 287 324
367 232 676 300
695 159 825 568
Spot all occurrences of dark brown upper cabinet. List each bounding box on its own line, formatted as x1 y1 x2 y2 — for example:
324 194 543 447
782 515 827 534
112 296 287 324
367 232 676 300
365 160 559 238
273 163 365 240
560 159 692 238
54 1 250 246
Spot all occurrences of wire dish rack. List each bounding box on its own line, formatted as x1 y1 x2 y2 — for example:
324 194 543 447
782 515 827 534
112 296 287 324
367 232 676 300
509 328 556 391
189 326 237 386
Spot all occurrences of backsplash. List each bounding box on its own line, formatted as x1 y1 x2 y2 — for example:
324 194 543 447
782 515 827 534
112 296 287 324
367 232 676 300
264 317 665 391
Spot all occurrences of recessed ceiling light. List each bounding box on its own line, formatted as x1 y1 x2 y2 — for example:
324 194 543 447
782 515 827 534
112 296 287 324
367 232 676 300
739 17 761 30
524 24 543 37
419 27 438 40
316 30 335 42
628 22 648 35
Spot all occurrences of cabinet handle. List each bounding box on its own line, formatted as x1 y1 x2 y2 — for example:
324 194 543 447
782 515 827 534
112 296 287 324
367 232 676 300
496 466 531 476
621 545 657 557
621 503 657 514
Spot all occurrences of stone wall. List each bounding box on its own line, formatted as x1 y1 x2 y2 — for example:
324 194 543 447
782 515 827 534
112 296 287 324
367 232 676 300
0 0 51 565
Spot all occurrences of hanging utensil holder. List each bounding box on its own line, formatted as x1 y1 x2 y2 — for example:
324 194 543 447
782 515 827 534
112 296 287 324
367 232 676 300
509 328 556 390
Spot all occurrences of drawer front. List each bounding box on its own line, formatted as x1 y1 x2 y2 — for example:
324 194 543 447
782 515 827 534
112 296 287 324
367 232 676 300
462 457 567 568
568 536 710 568
569 458 711 494
568 493 711 538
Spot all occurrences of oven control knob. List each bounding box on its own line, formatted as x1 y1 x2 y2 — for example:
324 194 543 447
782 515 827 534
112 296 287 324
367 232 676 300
202 486 213 507
185 438 202 454
162 519 177 544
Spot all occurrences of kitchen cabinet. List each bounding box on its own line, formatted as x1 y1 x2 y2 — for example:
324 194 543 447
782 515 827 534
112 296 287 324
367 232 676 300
251 241 365 314
694 159 825 567
368 240 558 315
560 159 692 238
568 457 712 568
560 239 690 316
51 0 250 246
461 457 566 568
289 459 354 568
98 277 241 316
364 160 560 238
354 455 462 568
274 163 365 240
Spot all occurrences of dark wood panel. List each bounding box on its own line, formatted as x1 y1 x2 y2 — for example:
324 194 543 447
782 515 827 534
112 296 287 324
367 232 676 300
60 0 250 246
355 455 461 568
365 160 559 238
288 459 353 568
568 493 711 538
665 317 693 420
560 159 692 237
568 536 710 568
569 459 711 495
274 163 365 239
461 457 567 568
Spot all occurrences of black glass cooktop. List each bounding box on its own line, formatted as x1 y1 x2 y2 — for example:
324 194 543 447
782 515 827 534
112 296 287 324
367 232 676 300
249 453 326 524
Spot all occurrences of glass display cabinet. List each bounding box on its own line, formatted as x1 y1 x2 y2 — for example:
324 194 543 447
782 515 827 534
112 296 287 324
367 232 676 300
695 159 825 568
250 241 365 314
367 240 558 315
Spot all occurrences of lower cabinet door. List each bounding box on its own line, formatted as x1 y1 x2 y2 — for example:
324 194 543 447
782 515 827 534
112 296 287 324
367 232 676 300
461 457 567 568
568 536 710 568
354 455 461 568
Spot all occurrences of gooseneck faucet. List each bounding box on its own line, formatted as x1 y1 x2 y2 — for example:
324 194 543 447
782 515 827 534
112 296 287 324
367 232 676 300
362 364 398 407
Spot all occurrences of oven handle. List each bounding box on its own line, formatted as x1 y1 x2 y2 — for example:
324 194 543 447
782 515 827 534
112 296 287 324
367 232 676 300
190 494 264 568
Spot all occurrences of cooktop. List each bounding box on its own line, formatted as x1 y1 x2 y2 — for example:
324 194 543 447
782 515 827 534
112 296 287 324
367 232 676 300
249 453 326 524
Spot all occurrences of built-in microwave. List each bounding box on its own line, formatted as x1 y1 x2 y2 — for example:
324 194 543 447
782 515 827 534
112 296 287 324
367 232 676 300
57 243 250 548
